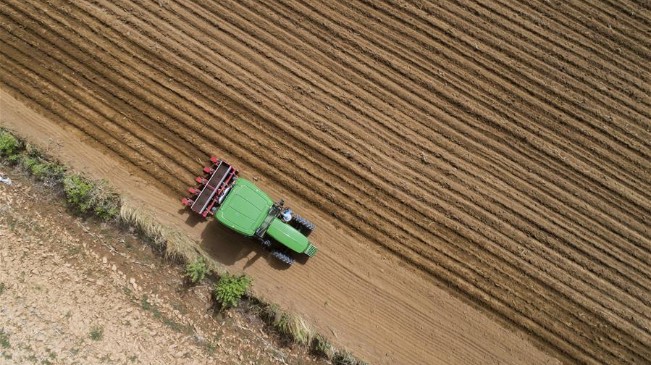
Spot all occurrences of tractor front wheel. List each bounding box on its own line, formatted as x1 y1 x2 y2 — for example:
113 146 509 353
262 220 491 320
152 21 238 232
290 214 315 237
260 239 272 249
271 251 294 266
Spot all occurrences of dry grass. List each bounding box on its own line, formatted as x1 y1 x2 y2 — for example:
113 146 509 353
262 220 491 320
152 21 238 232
118 203 199 263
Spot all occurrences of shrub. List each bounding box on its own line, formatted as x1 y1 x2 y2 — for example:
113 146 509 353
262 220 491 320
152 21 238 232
213 273 251 309
89 326 104 341
311 334 333 358
63 174 120 219
63 174 94 211
185 258 208 284
274 312 313 345
20 156 65 182
0 330 9 349
332 351 357 365
259 303 314 346
0 130 20 158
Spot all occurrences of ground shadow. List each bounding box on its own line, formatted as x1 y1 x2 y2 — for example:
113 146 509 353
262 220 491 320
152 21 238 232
194 218 303 270
178 206 307 270
179 208 204 228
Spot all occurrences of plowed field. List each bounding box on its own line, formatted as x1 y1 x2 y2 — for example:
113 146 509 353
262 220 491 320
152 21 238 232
1 0 649 364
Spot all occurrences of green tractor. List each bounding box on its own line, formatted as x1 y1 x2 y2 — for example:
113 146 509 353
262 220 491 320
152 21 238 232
182 157 317 265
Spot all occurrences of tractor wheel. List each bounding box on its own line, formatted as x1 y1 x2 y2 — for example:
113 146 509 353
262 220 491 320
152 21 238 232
271 251 294 266
291 215 315 237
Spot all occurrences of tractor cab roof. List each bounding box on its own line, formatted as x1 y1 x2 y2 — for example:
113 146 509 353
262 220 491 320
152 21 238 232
215 179 273 236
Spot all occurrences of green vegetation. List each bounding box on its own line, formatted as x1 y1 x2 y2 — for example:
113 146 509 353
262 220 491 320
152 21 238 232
89 326 104 341
1 129 120 220
63 174 120 219
20 155 65 182
185 258 208 284
0 282 5 295
0 130 21 161
311 334 333 358
332 351 358 365
213 274 251 309
0 330 10 348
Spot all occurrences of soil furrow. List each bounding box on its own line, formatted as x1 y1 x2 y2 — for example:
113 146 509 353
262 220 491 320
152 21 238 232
270 0 651 253
199 0 651 292
0 8 199 183
348 1 647 191
490 0 651 103
2 1 649 364
7 2 648 356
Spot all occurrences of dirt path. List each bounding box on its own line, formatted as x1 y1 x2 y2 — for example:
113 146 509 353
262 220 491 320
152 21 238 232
0 172 330 365
1 0 649 363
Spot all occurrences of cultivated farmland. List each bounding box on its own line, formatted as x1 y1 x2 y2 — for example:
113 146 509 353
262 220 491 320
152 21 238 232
0 0 649 364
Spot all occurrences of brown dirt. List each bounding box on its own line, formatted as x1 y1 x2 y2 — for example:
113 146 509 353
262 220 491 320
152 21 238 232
1 0 649 364
0 172 328 365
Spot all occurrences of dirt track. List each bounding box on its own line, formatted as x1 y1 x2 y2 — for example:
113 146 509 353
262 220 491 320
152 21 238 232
0 0 650 364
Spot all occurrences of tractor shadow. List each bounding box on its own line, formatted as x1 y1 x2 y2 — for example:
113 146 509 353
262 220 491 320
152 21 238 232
179 208 204 228
196 220 303 270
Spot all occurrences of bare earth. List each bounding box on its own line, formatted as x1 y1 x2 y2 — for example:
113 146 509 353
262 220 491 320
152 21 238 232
0 172 328 365
1 0 650 364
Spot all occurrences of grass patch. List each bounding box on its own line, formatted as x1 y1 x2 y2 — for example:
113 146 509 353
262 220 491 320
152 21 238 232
0 128 120 220
0 330 10 348
63 174 120 219
140 295 153 311
0 130 21 160
311 334 333 358
118 204 199 262
332 351 361 365
213 274 251 309
141 295 162 318
185 257 208 284
89 326 104 341
0 282 5 295
20 154 65 183
260 304 314 346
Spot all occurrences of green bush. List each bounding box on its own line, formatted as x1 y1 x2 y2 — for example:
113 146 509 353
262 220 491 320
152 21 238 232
0 130 20 158
311 334 333 358
185 258 208 284
20 156 65 182
63 174 120 219
63 174 94 212
213 273 251 309
332 351 358 365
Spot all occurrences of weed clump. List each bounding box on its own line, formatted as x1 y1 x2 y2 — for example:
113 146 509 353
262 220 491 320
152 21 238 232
63 174 120 219
213 274 251 309
311 334 333 358
20 155 65 182
185 258 208 284
0 330 9 348
89 326 104 341
0 130 20 159
274 311 314 345
332 351 358 365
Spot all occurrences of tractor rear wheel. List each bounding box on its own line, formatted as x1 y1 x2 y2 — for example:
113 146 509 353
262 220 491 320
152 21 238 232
271 251 294 266
291 214 315 237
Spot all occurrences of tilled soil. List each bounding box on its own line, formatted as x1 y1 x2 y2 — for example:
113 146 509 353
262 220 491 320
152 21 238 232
0 0 649 364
